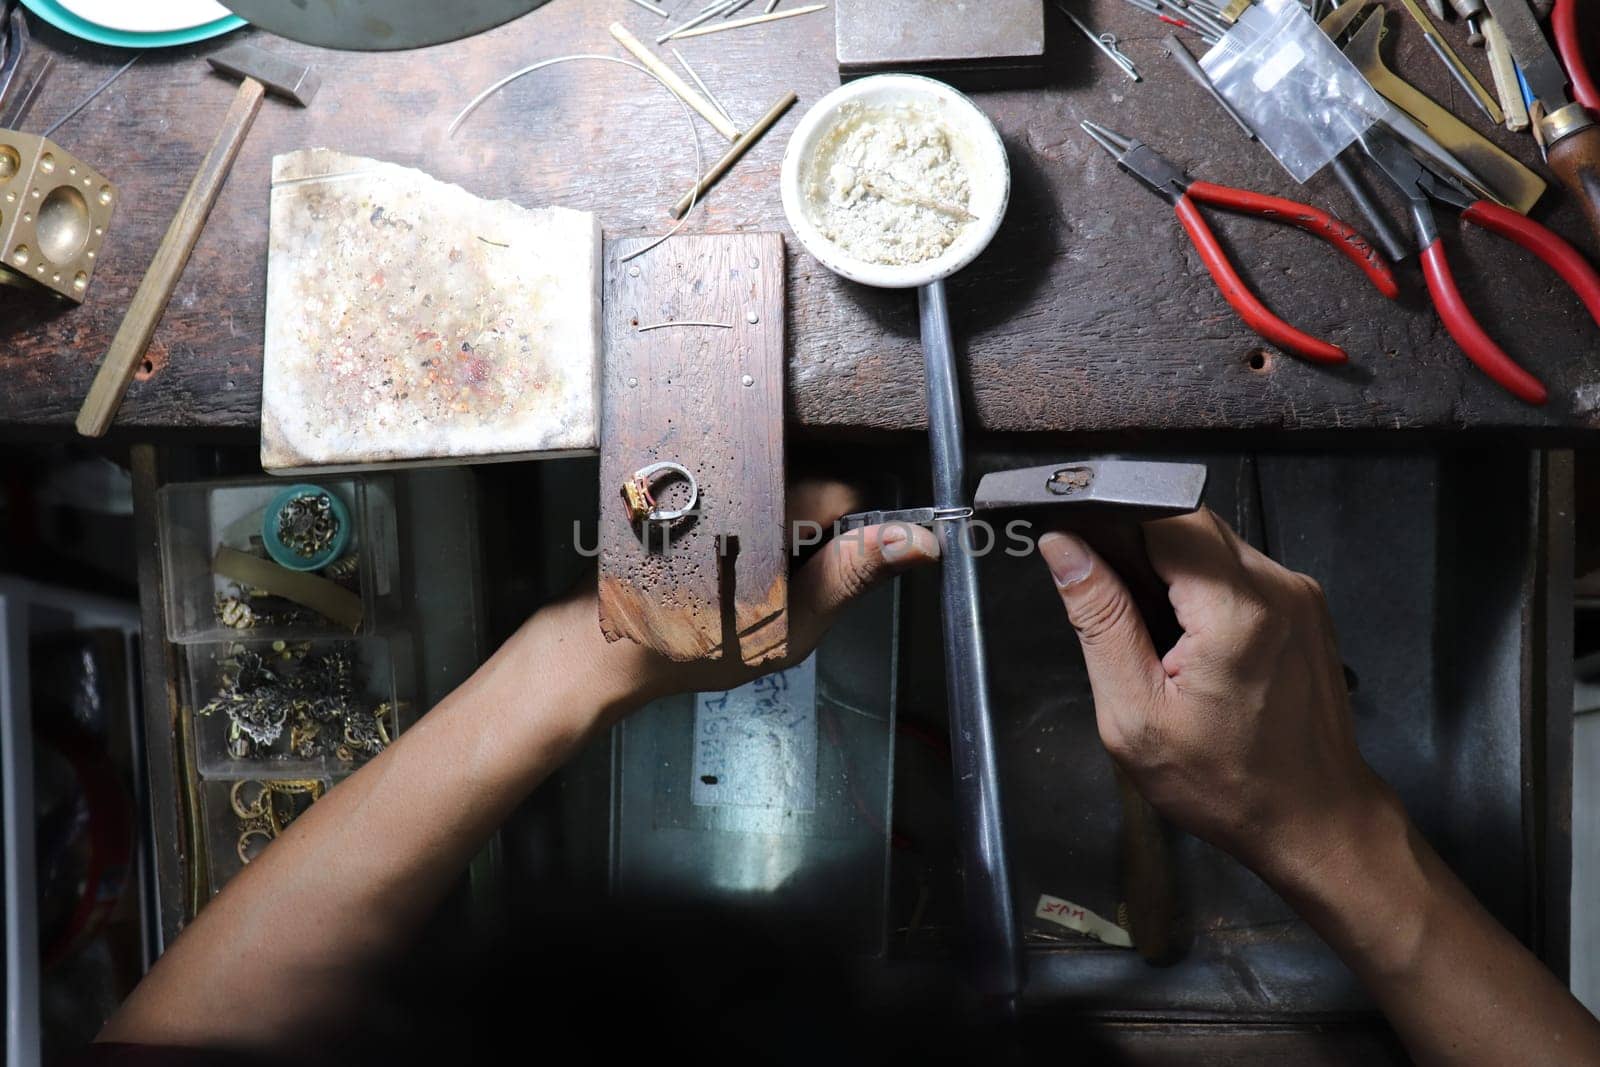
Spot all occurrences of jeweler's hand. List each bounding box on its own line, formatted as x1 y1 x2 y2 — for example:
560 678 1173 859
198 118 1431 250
537 479 939 724
1036 509 1384 880
1037 508 1600 1067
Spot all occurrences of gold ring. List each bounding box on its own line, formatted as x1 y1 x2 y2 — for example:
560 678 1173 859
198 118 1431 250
237 828 275 866
622 461 699 524
230 780 270 820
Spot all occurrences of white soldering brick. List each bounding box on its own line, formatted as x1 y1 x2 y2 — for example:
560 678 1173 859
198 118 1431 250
262 149 601 474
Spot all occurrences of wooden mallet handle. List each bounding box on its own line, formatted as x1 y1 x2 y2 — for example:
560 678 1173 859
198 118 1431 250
76 77 265 438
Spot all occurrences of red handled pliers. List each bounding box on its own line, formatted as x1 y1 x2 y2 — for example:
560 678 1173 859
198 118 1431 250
1554 0 1597 112
1082 121 1400 366
1359 126 1600 406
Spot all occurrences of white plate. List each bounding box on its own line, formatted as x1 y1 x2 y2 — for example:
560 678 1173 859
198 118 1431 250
780 75 1012 291
55 0 233 34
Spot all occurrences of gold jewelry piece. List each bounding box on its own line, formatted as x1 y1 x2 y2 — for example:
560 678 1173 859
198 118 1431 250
230 779 270 820
266 779 326 797
622 461 699 524
375 703 394 746
265 779 325 834
237 828 275 866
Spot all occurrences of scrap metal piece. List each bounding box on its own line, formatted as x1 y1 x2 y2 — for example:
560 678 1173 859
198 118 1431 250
1057 2 1141 82
0 130 115 302
42 54 140 140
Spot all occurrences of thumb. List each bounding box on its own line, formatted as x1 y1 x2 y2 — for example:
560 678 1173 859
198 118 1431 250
1038 532 1168 739
791 522 940 648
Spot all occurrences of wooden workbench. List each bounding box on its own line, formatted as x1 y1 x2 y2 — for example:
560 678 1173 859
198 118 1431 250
3 0 1598 436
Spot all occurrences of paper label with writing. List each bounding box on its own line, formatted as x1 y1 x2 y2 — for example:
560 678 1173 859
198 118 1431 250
692 657 817 812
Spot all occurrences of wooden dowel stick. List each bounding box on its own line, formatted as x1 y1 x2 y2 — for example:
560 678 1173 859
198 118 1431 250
609 21 741 142
672 91 797 218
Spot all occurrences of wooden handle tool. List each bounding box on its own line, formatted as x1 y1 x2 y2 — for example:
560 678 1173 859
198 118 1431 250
671 92 796 218
76 44 318 437
1546 110 1600 250
1086 523 1182 963
76 79 263 437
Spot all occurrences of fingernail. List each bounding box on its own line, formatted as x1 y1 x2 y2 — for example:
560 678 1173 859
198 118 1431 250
1039 532 1092 587
881 525 910 561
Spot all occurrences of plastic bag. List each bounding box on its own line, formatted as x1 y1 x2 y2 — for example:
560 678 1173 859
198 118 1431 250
1201 0 1394 182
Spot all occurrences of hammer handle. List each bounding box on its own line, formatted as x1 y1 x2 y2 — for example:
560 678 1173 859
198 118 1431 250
1088 525 1181 963
1547 121 1600 256
77 76 264 437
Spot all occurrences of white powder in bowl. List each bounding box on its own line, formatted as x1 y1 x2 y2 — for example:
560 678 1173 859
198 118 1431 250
804 101 974 267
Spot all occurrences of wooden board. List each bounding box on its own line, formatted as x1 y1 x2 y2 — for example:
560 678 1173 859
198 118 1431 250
597 233 787 665
3 0 1600 435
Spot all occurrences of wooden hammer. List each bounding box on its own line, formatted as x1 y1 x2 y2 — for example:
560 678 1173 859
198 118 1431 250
76 44 318 438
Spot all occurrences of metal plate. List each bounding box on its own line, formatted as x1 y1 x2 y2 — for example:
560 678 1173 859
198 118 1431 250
216 0 550 50
836 0 1044 74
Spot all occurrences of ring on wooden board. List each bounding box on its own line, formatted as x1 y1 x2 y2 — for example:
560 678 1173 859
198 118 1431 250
623 461 700 524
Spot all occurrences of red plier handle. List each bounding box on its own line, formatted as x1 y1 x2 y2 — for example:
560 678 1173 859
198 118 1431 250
1554 0 1598 112
1175 181 1401 366
1419 200 1600 406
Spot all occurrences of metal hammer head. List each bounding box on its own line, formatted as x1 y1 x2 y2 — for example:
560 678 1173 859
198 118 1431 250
972 460 1208 521
207 44 319 107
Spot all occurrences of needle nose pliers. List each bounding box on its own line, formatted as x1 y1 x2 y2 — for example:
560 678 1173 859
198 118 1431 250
1082 121 1400 366
1359 126 1600 406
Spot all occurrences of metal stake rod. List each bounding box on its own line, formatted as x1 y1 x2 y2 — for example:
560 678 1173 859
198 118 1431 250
918 279 1022 1006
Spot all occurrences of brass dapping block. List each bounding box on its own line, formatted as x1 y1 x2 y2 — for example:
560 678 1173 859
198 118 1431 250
0 129 115 303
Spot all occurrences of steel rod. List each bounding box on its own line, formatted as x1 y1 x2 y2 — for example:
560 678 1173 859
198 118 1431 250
918 279 1022 1006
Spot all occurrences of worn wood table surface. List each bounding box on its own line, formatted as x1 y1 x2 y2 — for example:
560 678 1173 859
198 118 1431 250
2 0 1598 436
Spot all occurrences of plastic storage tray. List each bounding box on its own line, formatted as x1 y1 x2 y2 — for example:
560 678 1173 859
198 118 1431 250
158 476 400 644
186 633 414 780
200 777 332 896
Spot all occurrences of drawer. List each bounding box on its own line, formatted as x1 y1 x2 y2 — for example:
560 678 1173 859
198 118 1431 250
130 447 1573 1060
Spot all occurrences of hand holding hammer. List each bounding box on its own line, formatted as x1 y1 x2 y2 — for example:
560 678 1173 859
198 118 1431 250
76 45 318 438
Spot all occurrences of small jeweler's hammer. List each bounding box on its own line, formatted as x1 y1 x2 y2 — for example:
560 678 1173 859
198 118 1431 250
77 45 319 438
844 459 1207 965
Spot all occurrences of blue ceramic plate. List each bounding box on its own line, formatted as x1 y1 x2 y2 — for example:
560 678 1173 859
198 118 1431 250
19 0 245 48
